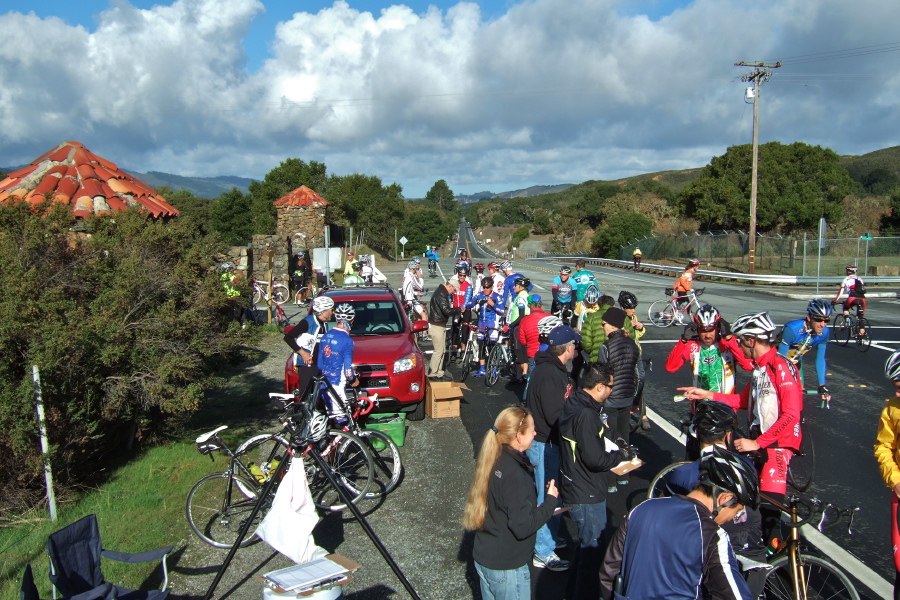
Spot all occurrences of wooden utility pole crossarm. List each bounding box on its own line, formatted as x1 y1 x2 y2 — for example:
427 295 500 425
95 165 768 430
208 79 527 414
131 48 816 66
735 60 780 274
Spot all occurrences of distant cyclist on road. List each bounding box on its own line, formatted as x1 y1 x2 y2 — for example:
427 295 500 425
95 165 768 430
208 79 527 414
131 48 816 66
551 266 575 319
632 247 642 270
778 299 833 409
673 259 700 316
425 245 439 277
833 264 867 336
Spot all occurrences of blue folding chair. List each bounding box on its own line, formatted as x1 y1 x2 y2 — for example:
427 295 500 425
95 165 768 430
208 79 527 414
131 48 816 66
47 514 172 600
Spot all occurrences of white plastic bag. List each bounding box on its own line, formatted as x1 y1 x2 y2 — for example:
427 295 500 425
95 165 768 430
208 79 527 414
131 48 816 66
256 456 323 563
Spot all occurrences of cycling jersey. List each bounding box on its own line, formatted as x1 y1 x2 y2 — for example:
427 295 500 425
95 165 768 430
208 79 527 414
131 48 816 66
465 290 505 338
318 327 355 387
490 272 505 298
402 271 424 303
600 495 752 600
452 277 472 309
836 274 866 299
506 290 531 326
778 319 829 386
425 249 439 261
666 337 753 394
551 276 575 303
875 396 900 572
501 272 525 308
573 300 600 331
674 268 695 293
572 269 597 302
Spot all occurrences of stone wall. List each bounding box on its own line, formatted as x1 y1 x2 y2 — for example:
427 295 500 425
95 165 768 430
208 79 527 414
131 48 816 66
276 205 326 247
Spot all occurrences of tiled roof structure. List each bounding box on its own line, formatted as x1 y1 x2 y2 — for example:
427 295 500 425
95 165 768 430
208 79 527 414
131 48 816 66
0 141 179 218
273 185 329 208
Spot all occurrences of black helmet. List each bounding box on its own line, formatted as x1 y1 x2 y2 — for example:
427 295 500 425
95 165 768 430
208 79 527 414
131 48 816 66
692 401 738 437
513 276 530 288
618 290 638 309
699 446 760 510
352 262 362 271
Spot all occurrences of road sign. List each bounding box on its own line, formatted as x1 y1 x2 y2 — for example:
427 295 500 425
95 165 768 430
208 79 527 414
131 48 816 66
399 236 408 245
861 233 873 241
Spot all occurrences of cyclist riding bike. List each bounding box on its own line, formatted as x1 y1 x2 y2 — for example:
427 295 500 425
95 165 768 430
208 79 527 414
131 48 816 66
678 312 803 500
551 266 576 318
778 299 833 409
425 245 439 277
673 259 700 315
833 264 867 335
600 446 758 600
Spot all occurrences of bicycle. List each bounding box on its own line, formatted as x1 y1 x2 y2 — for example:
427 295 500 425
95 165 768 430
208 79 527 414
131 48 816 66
293 278 319 305
251 277 290 306
458 321 485 382
428 259 438 278
486 329 515 387
553 304 575 329
647 288 705 327
832 305 870 352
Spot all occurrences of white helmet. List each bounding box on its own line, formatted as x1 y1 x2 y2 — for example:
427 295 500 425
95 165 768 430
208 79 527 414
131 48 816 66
312 296 335 314
694 304 720 329
407 260 418 270
307 411 329 442
500 260 512 271
537 315 563 335
334 303 356 322
584 284 601 305
885 351 900 381
731 312 777 341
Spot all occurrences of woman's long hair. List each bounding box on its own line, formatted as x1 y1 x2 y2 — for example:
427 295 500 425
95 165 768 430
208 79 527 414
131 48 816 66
462 405 531 531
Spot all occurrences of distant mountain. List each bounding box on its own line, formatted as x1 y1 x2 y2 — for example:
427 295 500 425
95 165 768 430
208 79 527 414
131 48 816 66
128 171 253 198
456 183 574 204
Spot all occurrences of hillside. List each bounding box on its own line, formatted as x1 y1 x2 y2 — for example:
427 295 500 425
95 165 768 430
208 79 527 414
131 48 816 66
840 146 900 193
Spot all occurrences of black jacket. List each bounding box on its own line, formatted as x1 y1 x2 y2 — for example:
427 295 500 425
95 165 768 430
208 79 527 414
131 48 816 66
558 390 626 505
428 284 459 326
598 329 640 409
473 446 558 570
528 351 573 444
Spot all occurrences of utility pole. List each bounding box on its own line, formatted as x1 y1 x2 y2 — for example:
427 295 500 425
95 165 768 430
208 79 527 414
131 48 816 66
735 60 780 274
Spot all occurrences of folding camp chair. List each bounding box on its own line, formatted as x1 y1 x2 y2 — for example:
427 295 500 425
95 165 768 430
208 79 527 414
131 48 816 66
20 564 116 600
47 514 172 600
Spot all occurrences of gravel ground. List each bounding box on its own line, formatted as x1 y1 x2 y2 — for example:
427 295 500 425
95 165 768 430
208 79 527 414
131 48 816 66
170 271 479 600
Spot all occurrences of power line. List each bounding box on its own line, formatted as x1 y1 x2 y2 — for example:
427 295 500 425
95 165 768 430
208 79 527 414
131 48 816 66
761 41 900 66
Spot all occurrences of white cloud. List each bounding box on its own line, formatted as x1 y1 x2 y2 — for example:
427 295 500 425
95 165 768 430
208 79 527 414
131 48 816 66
0 0 899 196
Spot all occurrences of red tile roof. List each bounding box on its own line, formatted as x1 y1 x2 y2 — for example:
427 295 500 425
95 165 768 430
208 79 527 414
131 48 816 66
0 141 179 218
273 185 329 208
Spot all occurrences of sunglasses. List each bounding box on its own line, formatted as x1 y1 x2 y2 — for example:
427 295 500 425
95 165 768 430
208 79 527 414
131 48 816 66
810 317 830 324
698 326 716 333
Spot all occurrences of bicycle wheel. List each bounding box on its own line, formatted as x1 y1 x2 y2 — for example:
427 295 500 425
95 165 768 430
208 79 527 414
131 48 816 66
647 461 691 499
186 472 264 549
357 430 402 497
252 287 262 306
832 315 850 346
787 431 815 493
486 344 504 387
856 317 871 352
460 341 477 382
271 284 290 306
648 300 676 327
764 554 859 600
307 430 374 511
236 434 290 484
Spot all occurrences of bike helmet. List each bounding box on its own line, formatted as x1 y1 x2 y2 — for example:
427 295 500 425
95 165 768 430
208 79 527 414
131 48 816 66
692 401 738 437
885 350 900 381
846 264 858 274
474 263 485 272
537 315 563 335
456 262 470 275
219 261 235 271
698 445 760 510
618 290 638 309
413 256 421 263
488 261 500 270
334 303 356 322
407 260 418 270
806 299 833 319
560 266 572 275
360 255 369 264
513 276 530 288
694 304 720 329
307 411 329 442
731 312 776 341
584 284 600 305
687 259 700 268
312 296 335 314
481 277 493 288
500 260 512 271
352 261 362 271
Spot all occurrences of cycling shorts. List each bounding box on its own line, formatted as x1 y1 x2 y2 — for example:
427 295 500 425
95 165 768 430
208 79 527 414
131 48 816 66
760 447 793 495
844 297 866 312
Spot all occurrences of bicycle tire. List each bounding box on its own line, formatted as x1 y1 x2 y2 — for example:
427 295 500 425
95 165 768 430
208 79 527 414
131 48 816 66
460 340 477 382
186 472 264 549
856 317 871 352
251 287 262 307
485 344 504 387
308 430 374 511
235 433 291 483
648 299 676 327
271 283 290 306
763 554 859 600
832 315 850 346
357 430 403 497
647 461 691 500
787 430 815 493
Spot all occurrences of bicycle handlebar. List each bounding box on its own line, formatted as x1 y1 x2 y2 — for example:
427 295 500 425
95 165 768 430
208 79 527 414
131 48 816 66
759 492 860 533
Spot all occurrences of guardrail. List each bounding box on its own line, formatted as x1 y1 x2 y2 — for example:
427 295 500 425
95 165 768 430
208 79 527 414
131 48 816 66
532 255 900 285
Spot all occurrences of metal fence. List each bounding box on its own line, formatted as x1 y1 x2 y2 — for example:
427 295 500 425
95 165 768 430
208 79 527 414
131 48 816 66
620 232 900 277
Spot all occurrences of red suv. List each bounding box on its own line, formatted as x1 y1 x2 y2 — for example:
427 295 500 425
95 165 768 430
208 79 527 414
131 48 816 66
284 284 430 420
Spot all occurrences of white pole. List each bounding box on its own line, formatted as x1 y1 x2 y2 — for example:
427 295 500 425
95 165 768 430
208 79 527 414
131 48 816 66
32 366 58 522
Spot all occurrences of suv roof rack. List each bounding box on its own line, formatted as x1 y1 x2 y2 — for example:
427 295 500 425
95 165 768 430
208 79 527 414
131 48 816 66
321 282 396 294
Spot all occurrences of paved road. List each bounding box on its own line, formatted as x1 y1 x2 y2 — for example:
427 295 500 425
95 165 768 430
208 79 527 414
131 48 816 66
448 221 897 600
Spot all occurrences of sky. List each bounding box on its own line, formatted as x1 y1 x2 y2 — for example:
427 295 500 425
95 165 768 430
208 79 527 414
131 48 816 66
1 0 899 199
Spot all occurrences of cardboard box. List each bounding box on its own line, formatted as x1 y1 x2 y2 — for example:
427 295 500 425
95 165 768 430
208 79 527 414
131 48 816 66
425 381 470 418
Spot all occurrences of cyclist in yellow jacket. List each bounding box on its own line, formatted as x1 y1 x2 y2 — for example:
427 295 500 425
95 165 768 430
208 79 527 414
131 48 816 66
875 350 900 598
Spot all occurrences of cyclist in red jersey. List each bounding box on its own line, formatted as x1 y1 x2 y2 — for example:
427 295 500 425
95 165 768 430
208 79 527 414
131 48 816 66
679 312 802 498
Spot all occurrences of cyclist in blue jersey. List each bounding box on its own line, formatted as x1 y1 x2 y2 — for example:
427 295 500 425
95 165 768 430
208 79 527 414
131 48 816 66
499 260 523 309
600 446 758 600
551 266 575 316
317 303 358 424
465 278 506 377
778 299 832 409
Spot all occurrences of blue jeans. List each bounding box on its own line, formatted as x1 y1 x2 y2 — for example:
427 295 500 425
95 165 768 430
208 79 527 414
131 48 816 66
568 501 607 600
523 357 535 402
525 440 561 560
474 561 530 600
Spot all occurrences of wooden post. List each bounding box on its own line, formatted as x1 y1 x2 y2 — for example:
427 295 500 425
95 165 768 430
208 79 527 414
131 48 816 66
266 246 275 324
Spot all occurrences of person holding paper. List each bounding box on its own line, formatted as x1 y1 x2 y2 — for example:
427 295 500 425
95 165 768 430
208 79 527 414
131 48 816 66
558 362 636 600
463 405 559 600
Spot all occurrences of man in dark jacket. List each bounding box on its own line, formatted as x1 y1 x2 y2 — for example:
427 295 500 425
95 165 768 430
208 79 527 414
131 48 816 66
559 362 633 600
427 279 458 381
597 306 640 490
525 325 579 572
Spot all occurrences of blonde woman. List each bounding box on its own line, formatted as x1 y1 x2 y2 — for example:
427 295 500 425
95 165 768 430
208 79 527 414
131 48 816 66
463 406 559 599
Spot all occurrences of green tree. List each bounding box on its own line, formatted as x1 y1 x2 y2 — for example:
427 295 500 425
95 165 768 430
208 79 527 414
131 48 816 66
401 209 455 255
0 202 250 492
160 187 213 234
210 187 253 245
424 179 457 212
677 142 851 232
325 174 405 253
880 186 900 232
248 159 327 235
591 212 653 258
